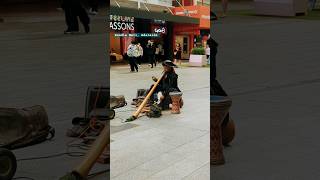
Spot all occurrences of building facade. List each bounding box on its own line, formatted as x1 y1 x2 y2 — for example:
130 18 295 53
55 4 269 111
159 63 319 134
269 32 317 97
110 0 210 62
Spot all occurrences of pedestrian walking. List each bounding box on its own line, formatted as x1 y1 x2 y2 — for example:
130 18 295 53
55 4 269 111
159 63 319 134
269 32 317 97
160 44 165 62
146 40 156 68
127 41 139 72
62 0 90 34
221 0 228 18
137 43 143 66
155 44 160 63
206 44 210 65
174 43 182 66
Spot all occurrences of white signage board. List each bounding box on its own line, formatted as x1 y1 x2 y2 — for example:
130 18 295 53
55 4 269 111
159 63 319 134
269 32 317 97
130 0 172 7
110 15 135 31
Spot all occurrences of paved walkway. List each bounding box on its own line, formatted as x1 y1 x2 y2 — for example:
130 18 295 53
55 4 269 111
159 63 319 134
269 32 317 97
0 9 108 180
211 3 320 180
110 64 210 180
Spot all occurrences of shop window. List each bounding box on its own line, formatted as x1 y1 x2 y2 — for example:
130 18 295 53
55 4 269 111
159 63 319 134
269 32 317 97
183 0 193 6
196 0 210 6
183 37 188 53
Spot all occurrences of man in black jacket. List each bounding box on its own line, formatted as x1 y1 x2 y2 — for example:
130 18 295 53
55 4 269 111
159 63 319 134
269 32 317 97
146 40 156 68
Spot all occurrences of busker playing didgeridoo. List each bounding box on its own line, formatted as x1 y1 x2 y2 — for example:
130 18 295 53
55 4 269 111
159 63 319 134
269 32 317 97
150 60 183 110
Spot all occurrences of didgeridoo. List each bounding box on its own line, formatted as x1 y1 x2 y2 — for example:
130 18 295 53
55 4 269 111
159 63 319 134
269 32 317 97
60 123 109 180
126 72 164 122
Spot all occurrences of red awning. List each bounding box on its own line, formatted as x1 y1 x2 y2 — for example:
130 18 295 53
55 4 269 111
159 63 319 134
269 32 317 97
172 5 210 29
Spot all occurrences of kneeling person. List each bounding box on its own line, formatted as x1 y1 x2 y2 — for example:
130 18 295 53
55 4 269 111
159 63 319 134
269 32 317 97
151 60 182 110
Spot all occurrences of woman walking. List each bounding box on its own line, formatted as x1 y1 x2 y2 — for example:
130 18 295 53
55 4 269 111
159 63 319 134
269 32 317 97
174 43 182 66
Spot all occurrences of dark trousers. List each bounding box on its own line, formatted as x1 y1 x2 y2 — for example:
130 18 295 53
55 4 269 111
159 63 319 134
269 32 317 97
63 0 90 31
129 57 138 72
155 54 160 63
137 56 142 65
148 55 156 68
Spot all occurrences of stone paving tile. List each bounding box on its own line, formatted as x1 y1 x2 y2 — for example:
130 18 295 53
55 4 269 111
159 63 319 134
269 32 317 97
147 147 209 180
183 163 210 180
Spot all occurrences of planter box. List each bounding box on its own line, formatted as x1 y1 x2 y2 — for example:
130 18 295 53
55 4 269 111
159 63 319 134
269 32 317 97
189 55 207 67
254 0 308 17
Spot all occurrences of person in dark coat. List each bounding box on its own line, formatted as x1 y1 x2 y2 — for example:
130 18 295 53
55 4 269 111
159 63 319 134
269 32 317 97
146 40 156 68
150 60 182 110
62 0 90 34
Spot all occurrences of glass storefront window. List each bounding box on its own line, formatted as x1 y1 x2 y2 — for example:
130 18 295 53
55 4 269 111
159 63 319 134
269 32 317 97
196 0 210 6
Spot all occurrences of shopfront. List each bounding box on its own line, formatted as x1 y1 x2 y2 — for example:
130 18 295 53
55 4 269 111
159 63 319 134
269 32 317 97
172 5 210 59
110 17 167 58
109 6 200 63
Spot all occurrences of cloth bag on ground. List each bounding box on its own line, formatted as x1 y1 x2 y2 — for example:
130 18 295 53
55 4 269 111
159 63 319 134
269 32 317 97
0 105 54 149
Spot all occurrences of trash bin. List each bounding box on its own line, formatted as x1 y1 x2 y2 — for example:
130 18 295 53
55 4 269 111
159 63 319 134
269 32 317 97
211 95 232 165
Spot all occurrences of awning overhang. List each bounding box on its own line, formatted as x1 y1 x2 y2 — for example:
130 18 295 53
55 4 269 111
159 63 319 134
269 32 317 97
110 6 200 25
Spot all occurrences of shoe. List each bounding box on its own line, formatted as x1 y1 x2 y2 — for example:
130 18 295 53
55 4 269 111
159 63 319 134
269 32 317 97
84 25 90 34
64 30 79 34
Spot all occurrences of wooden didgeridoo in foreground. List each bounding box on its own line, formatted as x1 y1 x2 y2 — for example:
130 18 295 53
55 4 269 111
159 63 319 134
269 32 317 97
126 72 164 122
60 123 109 180
74 124 109 178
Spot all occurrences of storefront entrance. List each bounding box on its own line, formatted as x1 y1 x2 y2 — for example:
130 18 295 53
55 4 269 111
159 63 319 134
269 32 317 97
175 35 190 60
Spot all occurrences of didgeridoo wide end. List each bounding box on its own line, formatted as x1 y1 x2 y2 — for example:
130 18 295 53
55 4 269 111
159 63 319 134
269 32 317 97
126 116 137 122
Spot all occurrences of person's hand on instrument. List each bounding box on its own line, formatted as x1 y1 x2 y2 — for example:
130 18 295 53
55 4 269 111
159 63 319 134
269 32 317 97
152 76 158 82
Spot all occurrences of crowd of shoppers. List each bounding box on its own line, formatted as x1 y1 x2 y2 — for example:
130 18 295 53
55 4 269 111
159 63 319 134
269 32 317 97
124 40 166 72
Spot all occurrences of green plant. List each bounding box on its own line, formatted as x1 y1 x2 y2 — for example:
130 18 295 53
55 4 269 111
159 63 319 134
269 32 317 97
191 47 205 55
